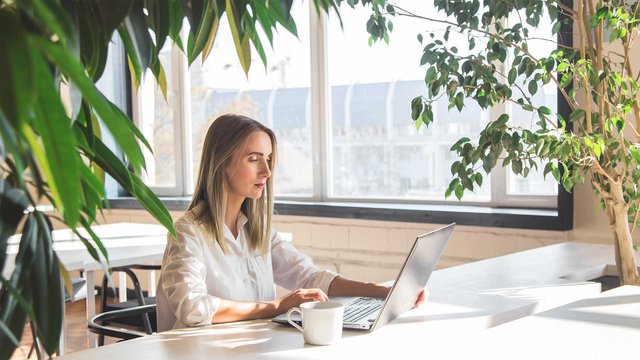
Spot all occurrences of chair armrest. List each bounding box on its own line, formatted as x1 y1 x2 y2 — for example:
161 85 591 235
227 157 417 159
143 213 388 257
88 304 157 341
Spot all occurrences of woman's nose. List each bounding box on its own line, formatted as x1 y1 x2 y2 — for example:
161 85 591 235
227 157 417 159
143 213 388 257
260 159 271 178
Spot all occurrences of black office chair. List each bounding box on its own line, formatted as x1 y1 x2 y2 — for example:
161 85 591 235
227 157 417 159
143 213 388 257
99 265 160 346
88 304 156 343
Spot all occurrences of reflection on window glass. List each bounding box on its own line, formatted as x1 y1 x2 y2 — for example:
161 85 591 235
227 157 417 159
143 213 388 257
190 2 312 196
140 42 176 188
507 10 558 196
328 1 489 201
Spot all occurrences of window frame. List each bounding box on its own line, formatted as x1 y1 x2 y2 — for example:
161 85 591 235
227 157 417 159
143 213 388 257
122 2 573 229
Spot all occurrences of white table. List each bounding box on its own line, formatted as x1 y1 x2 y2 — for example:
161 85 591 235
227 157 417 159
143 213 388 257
4 223 168 352
56 242 639 359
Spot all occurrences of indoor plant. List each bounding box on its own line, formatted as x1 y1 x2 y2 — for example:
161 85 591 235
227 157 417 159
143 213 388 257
363 0 640 285
0 1 341 358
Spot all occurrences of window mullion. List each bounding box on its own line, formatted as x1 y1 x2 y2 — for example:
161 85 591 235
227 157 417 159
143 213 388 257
309 4 329 201
173 37 193 196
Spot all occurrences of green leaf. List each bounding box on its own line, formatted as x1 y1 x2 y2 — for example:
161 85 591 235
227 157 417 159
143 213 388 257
0 179 29 272
34 37 147 173
0 9 35 127
508 67 517 84
30 51 81 227
30 213 63 354
568 109 585 123
512 159 523 174
189 0 219 64
226 0 251 76
538 106 552 115
450 137 471 151
201 16 220 63
87 134 176 237
145 0 171 52
411 97 424 121
123 0 153 71
528 80 538 95
551 165 561 182
630 147 640 163
0 111 27 189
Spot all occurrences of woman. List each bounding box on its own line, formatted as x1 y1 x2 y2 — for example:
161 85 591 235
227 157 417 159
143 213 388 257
157 114 424 331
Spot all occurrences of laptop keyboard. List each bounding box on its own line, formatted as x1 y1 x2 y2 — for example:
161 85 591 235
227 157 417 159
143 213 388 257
343 297 383 323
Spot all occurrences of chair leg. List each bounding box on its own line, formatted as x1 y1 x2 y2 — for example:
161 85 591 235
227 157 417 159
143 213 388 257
98 334 105 347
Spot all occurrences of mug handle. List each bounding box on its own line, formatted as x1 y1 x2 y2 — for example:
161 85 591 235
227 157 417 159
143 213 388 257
286 307 304 332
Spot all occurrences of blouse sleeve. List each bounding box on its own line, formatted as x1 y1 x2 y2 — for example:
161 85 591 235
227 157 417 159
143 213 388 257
271 230 338 294
160 220 221 327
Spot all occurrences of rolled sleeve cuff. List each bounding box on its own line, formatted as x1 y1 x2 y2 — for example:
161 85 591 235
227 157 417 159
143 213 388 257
313 270 339 295
183 295 222 328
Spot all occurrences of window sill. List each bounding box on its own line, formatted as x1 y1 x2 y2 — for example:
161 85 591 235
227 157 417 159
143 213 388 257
107 197 572 231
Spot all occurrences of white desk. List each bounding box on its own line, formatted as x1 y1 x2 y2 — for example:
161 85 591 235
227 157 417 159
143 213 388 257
56 242 639 359
4 223 168 352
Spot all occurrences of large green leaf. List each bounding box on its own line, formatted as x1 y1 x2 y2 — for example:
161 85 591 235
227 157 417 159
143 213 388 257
91 136 175 236
145 0 171 52
28 0 76 46
0 215 37 360
30 212 63 354
73 123 174 236
76 0 110 81
0 179 29 275
96 0 133 36
188 0 219 64
226 0 251 76
181 0 205 38
168 0 186 51
31 50 81 227
0 9 35 128
0 111 27 189
34 37 147 173
123 0 153 71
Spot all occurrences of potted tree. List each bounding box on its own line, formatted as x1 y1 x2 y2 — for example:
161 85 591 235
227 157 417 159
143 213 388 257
0 1 341 358
363 0 640 285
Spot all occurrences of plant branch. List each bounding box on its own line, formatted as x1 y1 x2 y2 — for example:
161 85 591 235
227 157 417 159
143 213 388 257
631 201 640 233
622 38 640 131
576 0 593 134
393 7 579 113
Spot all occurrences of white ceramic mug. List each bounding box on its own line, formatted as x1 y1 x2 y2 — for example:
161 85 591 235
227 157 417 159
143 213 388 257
286 301 344 345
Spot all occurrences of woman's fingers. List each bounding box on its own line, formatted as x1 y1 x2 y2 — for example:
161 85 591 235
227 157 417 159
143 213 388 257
297 288 328 303
414 289 426 308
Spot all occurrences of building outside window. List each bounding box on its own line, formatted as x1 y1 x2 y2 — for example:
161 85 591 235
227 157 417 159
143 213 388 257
133 1 558 209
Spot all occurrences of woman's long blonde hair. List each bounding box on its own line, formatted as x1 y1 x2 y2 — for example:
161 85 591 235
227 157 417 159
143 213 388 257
187 114 277 255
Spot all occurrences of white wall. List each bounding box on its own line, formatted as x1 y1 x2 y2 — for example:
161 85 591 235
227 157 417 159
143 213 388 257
92 182 629 290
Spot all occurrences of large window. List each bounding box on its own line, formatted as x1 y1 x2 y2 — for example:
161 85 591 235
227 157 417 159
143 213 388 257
135 2 558 209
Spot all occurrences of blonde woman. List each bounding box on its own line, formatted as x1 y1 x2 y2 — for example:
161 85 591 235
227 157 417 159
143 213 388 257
157 114 424 331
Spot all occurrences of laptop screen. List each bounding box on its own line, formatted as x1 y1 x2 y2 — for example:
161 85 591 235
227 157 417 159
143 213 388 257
370 223 454 331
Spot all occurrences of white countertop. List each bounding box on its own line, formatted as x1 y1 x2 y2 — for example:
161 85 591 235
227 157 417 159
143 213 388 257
57 242 640 359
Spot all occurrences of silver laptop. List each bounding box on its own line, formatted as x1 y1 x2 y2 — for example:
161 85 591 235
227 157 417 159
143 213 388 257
273 223 454 332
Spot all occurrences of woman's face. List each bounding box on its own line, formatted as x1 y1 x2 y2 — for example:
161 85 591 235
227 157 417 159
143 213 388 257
225 130 273 202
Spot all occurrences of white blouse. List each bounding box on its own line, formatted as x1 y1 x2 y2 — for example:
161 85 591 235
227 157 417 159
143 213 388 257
156 205 337 332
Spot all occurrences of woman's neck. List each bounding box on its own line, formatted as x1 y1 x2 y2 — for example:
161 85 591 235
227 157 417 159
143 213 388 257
225 194 244 238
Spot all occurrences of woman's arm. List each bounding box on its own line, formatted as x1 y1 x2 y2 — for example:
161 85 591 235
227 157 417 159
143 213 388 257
211 288 329 323
327 276 427 307
327 276 391 299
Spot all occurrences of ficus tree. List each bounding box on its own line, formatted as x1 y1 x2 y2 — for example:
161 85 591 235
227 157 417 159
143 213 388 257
0 0 342 358
363 0 640 284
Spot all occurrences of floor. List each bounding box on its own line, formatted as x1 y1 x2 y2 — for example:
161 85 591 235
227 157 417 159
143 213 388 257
10 296 117 360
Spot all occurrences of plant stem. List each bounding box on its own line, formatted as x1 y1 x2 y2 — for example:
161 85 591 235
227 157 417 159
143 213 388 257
577 0 593 133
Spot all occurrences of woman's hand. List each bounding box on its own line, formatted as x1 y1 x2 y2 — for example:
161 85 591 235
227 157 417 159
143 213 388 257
273 288 329 314
414 288 429 308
